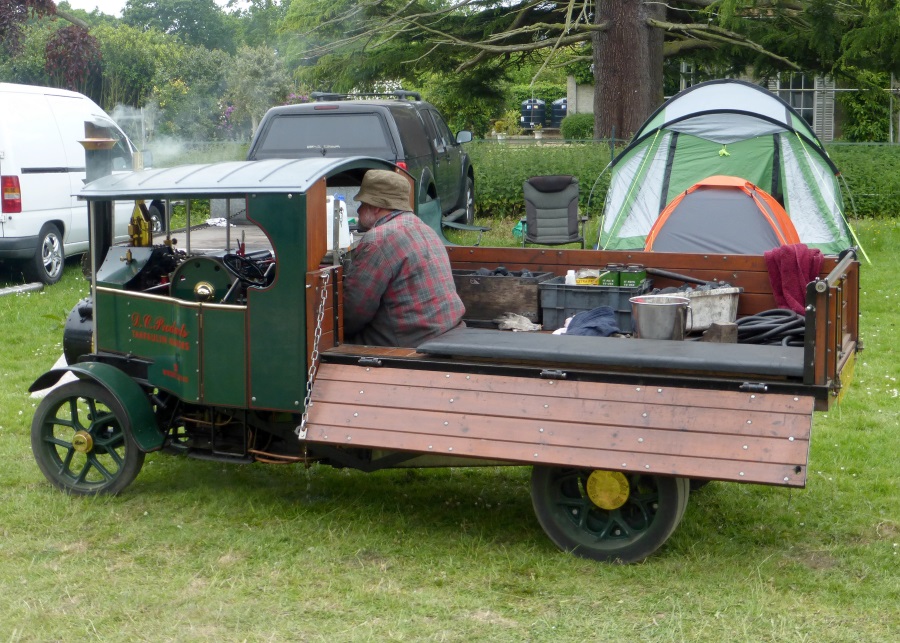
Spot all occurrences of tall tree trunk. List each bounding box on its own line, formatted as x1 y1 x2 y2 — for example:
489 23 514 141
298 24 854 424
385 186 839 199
645 1 666 110
593 0 663 141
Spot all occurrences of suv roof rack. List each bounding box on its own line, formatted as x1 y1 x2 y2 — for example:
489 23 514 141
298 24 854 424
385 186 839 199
310 90 423 102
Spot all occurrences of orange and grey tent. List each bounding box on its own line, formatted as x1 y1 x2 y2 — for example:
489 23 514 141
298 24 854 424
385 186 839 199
644 175 801 254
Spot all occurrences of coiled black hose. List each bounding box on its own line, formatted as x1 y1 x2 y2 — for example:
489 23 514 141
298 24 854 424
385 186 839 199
735 309 806 346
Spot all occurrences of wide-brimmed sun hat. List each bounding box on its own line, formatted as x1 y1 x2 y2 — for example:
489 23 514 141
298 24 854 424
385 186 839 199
354 170 412 212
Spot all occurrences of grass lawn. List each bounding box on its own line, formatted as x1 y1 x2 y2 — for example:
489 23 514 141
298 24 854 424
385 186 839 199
0 219 898 642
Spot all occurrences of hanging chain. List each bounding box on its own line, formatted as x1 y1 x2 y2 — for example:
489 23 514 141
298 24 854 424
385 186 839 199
296 269 331 439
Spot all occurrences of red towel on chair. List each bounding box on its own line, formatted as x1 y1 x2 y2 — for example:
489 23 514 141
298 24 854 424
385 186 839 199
764 243 824 315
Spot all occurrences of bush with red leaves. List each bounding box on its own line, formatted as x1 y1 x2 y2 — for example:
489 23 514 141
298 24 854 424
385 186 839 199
45 24 101 90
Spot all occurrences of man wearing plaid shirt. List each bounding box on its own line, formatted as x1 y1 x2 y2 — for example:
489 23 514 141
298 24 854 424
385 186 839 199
343 169 465 347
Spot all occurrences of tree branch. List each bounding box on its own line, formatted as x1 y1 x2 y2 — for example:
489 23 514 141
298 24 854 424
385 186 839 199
647 17 801 70
54 8 89 30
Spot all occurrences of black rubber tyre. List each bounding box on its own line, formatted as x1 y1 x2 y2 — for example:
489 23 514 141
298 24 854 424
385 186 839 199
24 223 64 285
676 476 691 521
531 467 688 563
460 176 475 225
148 202 166 234
31 380 145 496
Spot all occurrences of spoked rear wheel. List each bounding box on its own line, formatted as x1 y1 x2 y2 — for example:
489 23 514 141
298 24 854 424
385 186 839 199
31 381 145 496
531 467 689 563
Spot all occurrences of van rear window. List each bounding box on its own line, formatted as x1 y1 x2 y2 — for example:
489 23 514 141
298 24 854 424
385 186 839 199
252 113 396 159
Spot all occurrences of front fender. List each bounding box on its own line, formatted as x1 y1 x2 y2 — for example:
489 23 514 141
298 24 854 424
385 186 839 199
30 362 164 452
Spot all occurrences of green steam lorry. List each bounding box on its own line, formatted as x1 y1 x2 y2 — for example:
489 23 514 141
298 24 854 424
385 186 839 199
28 155 859 563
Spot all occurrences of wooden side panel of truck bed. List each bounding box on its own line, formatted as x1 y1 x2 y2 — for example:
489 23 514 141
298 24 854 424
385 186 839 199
304 361 813 487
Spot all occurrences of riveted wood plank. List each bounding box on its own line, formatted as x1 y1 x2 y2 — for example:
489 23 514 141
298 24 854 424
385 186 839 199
316 363 815 418
308 402 808 464
305 363 812 487
305 424 806 486
311 378 811 440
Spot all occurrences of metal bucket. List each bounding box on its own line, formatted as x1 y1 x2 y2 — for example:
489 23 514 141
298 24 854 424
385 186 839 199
629 295 692 340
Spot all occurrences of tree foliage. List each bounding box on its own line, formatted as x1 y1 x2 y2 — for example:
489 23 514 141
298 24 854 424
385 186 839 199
150 43 231 139
44 23 101 90
836 70 892 141
840 0 900 75
282 1 894 138
224 45 292 134
123 0 237 52
234 0 289 48
0 1 57 56
93 22 167 107
0 16 55 85
2 1 101 91
4 0 899 144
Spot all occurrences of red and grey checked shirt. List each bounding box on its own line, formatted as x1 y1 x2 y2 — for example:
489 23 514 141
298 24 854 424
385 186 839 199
343 210 465 347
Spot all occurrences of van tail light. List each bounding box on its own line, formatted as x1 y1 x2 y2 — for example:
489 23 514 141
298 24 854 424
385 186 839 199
396 161 408 171
1 176 22 213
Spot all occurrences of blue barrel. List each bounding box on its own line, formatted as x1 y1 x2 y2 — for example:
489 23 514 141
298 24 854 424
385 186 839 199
520 99 546 129
550 98 567 128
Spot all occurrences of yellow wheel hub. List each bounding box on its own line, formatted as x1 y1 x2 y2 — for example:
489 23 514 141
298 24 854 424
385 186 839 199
586 470 630 510
71 431 94 454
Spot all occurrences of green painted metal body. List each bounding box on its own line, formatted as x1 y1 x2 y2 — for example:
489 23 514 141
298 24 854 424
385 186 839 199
93 193 311 410
201 305 248 406
96 289 204 401
245 193 309 411
64 157 399 415
97 247 157 289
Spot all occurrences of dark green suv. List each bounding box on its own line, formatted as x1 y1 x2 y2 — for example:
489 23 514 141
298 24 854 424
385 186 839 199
247 92 476 223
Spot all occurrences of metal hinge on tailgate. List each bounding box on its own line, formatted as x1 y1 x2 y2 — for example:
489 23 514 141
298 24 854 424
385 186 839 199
740 382 769 393
540 369 567 379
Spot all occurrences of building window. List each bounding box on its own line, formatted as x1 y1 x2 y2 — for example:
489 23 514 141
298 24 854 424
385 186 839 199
775 74 815 126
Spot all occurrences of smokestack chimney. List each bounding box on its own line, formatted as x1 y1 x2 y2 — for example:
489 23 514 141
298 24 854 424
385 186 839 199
79 122 118 277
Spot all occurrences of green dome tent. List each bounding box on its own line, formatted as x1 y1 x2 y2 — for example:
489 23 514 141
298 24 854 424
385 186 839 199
600 79 855 255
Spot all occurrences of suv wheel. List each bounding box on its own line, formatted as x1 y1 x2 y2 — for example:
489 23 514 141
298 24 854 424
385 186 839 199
25 223 65 285
461 177 475 225
148 201 166 234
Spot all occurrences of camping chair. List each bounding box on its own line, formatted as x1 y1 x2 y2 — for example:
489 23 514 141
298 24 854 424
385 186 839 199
521 175 586 248
417 199 491 246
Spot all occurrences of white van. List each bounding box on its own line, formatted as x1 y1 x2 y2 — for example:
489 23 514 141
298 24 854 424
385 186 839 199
0 83 137 284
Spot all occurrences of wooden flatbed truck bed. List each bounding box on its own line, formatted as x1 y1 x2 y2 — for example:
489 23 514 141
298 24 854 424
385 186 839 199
307 246 858 479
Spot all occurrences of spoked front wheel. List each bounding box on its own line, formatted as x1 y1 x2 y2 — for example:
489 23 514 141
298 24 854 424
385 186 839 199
31 381 145 495
531 467 689 563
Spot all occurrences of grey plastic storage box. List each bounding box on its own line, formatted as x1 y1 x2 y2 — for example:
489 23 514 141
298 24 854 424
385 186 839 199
539 277 652 332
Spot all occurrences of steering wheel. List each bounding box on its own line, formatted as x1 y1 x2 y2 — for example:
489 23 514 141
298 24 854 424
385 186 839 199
222 253 268 287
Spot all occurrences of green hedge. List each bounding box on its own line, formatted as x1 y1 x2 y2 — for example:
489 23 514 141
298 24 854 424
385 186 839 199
466 140 900 220
825 144 900 219
560 113 594 140
467 141 613 218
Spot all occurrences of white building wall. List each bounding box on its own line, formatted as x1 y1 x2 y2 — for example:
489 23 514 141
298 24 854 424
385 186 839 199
566 76 595 114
